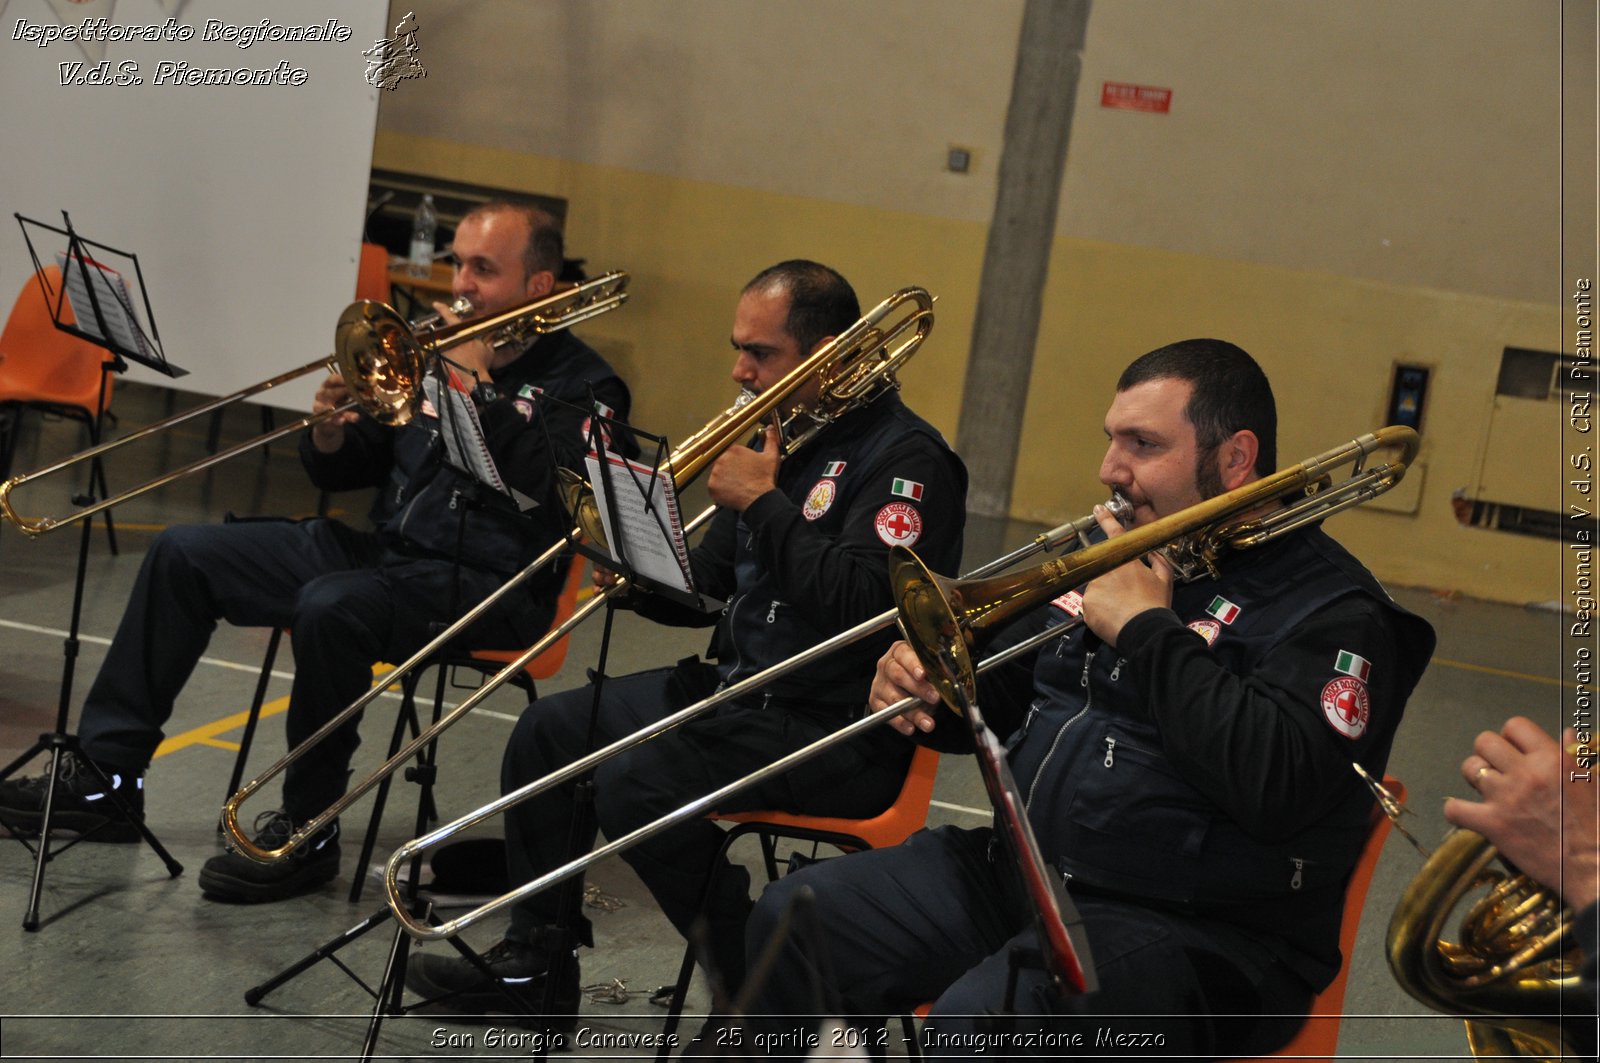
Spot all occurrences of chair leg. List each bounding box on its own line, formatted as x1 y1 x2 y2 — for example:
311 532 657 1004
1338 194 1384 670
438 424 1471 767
658 827 751 1058
900 1013 923 1060
206 408 224 455
348 670 426 903
222 628 283 818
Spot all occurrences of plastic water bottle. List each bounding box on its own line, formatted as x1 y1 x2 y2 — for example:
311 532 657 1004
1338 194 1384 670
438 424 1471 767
408 194 437 278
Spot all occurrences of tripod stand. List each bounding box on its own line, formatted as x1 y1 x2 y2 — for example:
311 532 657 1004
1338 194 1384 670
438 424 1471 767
0 360 183 929
0 216 184 930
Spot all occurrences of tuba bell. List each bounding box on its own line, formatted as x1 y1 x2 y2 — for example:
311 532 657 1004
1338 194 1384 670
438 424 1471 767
1387 828 1590 1060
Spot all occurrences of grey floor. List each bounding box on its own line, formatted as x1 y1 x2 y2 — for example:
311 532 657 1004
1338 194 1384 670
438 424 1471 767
0 382 1572 1061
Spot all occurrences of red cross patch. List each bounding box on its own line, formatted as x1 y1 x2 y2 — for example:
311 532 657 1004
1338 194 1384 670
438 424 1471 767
1320 677 1370 739
874 502 922 547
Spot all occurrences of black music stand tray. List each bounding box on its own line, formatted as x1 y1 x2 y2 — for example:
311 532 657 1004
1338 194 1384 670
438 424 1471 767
0 212 184 931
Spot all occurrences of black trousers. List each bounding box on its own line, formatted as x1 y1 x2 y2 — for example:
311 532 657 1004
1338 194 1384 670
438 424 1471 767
499 661 910 995
744 825 1314 1061
76 518 549 822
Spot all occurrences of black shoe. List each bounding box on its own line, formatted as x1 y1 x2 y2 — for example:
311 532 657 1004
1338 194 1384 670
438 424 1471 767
198 810 339 902
0 752 144 843
405 936 581 1029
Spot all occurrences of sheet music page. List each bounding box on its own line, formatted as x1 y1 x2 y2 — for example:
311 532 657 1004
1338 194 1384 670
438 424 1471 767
54 253 149 359
584 450 694 596
422 373 507 494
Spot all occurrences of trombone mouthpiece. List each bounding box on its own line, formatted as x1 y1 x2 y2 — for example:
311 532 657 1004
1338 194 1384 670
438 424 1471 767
1105 492 1135 528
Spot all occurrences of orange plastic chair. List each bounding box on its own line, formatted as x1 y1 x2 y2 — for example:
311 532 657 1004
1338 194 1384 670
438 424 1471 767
0 266 118 546
457 552 588 683
356 242 392 305
658 744 943 1048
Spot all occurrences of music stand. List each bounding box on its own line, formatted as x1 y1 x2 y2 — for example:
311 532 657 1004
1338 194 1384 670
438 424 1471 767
0 212 183 931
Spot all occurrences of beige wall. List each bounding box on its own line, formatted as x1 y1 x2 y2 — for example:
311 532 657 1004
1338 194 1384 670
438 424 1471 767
374 0 1575 604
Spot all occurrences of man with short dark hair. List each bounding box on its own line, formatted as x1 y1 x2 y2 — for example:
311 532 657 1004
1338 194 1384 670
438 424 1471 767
406 260 968 1030
0 202 636 904
744 339 1436 1058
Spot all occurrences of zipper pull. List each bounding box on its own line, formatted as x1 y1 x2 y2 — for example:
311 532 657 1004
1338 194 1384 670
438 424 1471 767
1080 649 1095 688
766 600 779 623
1290 857 1304 890
1103 736 1116 768
447 490 459 511
1109 658 1124 681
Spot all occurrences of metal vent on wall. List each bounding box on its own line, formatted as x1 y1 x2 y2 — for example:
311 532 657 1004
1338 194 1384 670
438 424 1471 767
1458 346 1584 542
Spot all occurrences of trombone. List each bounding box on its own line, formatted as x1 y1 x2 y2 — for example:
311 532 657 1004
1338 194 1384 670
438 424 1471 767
220 286 935 863
380 426 1420 941
0 272 630 537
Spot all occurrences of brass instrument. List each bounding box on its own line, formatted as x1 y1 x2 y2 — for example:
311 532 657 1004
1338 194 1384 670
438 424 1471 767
381 426 1418 941
220 286 934 864
1388 829 1588 1060
0 274 629 537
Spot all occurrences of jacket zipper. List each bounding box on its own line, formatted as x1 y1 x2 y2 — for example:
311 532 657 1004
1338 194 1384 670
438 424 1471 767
1024 647 1096 812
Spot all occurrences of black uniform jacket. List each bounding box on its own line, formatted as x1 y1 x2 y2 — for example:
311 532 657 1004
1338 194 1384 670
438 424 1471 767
299 328 634 610
637 391 968 712
942 522 1435 988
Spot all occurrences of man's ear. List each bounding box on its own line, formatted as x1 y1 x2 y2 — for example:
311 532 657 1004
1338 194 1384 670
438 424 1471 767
807 334 837 358
1219 429 1260 489
525 269 557 301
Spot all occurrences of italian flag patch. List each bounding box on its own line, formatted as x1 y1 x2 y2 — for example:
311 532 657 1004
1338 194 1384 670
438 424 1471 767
1335 650 1372 681
1206 596 1241 624
822 461 847 477
891 478 924 501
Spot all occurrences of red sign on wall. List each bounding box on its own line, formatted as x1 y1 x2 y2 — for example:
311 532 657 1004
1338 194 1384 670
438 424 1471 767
1100 82 1172 114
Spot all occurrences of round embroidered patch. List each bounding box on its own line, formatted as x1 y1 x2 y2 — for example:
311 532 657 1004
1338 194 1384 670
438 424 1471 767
514 399 536 423
1320 677 1370 739
1050 590 1084 617
873 502 922 546
802 479 836 521
1186 619 1221 646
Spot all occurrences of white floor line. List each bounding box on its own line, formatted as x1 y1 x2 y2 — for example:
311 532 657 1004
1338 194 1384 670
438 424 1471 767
0 616 529 722
930 798 989 818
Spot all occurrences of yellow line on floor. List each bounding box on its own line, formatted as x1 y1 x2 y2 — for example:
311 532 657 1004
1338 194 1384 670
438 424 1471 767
1431 656 1572 689
151 664 400 761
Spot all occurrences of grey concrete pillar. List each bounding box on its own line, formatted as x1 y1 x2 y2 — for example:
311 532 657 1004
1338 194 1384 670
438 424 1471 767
956 0 1091 519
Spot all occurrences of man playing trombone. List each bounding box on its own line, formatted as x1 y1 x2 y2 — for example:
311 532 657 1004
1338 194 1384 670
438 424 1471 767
744 340 1437 1057
405 260 968 1026
0 202 636 903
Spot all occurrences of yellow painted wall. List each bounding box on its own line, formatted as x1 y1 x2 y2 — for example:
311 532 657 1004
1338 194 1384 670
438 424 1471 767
376 130 1561 605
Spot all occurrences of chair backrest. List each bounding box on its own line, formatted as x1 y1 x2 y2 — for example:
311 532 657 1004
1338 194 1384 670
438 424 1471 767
0 266 115 412
355 242 392 304
468 553 588 682
1220 775 1405 1063
717 743 941 851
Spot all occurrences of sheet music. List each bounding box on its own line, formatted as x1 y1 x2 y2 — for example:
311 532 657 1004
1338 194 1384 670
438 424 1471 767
584 450 694 596
54 252 150 359
422 372 507 494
